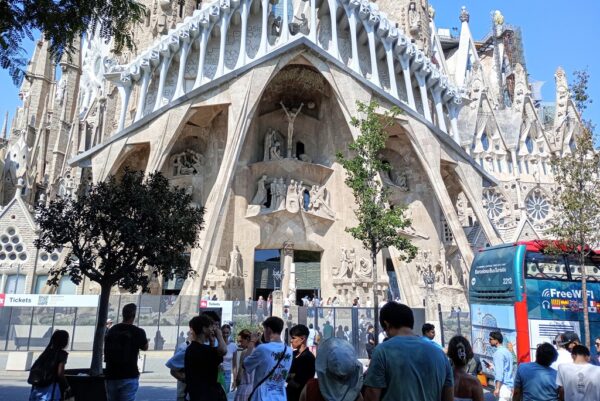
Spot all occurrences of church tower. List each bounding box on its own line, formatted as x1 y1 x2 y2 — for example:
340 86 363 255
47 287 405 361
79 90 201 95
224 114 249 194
375 0 432 56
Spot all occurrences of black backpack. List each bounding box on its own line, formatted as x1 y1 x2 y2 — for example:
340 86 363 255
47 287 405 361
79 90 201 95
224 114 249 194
28 349 58 387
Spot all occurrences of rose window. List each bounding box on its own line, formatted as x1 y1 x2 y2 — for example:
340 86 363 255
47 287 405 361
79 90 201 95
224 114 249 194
526 190 550 221
482 190 505 220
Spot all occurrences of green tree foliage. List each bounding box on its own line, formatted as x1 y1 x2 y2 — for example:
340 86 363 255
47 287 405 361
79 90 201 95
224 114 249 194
1 0 146 85
35 170 204 375
337 100 417 339
547 71 598 348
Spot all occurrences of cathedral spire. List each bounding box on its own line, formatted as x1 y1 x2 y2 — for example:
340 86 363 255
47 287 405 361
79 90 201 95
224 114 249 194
1 112 8 139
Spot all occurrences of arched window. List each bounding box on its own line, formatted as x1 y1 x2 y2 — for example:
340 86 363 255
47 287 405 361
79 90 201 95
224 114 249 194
303 189 310 211
481 132 490 151
525 136 534 154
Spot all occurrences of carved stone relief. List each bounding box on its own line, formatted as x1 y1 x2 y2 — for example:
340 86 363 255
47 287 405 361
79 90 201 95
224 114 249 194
170 149 206 176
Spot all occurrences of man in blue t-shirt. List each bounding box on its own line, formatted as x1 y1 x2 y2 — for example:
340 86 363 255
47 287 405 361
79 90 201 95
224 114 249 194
363 302 453 401
421 323 443 349
489 331 515 401
513 342 558 401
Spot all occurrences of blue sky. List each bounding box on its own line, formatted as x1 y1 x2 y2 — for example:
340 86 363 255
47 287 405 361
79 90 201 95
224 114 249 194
0 1 598 135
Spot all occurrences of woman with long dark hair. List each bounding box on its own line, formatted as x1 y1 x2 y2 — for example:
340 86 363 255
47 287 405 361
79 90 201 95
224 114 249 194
447 335 484 401
185 315 228 401
28 330 70 401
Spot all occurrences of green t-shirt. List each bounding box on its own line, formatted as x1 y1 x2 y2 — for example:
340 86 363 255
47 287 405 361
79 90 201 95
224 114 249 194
364 335 453 401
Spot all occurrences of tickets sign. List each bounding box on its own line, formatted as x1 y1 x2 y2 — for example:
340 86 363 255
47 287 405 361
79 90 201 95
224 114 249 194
0 294 99 308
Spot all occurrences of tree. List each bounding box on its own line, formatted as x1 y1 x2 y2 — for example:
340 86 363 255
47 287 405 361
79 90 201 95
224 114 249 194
35 170 204 375
547 70 597 348
1 0 146 85
337 100 417 340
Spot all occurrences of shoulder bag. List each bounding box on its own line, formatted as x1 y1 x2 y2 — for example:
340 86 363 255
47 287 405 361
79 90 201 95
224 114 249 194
247 344 287 401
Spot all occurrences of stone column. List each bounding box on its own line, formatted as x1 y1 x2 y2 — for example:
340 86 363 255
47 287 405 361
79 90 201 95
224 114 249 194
281 241 294 300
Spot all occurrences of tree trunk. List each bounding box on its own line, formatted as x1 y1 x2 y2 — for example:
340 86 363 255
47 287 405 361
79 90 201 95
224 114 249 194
580 254 591 348
90 283 111 376
372 247 379 344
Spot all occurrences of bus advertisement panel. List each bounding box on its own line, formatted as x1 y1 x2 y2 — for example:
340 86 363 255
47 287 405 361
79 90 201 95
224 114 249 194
470 303 518 376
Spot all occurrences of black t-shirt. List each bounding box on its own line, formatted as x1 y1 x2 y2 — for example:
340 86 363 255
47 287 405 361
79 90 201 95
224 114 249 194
366 332 375 350
184 341 224 399
104 323 147 379
286 348 316 401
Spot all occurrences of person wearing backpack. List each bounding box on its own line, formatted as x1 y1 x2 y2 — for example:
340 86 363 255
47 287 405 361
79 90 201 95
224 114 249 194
104 303 149 401
28 330 70 401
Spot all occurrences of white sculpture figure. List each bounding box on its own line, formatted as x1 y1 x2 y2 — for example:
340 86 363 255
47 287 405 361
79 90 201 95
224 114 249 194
336 247 350 278
229 245 243 277
392 170 409 191
280 102 304 158
408 1 420 34
296 180 304 206
55 75 67 106
263 129 273 161
251 175 268 205
270 137 283 160
309 185 335 218
347 249 356 277
355 257 372 279
271 177 286 210
171 150 205 176
286 179 300 213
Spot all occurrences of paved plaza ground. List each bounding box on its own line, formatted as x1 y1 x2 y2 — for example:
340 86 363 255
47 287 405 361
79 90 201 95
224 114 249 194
0 351 494 401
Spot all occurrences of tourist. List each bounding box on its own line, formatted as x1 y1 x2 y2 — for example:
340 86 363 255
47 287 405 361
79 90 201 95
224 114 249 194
299 338 364 401
166 330 191 401
488 331 514 401
551 332 579 370
221 324 238 393
257 296 265 321
286 324 316 401
322 321 334 340
28 330 70 401
243 316 293 401
593 337 600 366
335 325 346 340
365 324 376 359
513 342 558 401
104 303 149 401
307 323 317 354
185 315 228 401
447 336 483 401
422 323 443 349
363 302 453 401
557 345 600 401
233 330 255 401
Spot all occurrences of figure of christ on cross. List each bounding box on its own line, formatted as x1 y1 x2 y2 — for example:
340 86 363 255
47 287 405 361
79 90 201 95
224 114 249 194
280 101 304 158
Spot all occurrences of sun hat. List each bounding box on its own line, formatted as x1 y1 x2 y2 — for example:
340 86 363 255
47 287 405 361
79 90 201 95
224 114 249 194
315 337 363 401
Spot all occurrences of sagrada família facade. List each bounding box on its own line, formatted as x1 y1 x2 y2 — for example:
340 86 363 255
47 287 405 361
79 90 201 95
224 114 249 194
0 0 583 312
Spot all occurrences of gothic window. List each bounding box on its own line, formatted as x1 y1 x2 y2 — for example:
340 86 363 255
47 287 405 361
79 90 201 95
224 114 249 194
482 189 506 221
569 138 576 152
441 216 453 243
525 135 534 154
526 190 550 222
481 132 490 151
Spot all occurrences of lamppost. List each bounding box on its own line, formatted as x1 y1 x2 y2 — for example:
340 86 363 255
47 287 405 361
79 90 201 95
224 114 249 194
451 306 463 335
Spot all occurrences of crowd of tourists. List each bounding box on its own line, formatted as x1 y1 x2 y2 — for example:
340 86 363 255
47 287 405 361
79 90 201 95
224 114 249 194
26 300 600 401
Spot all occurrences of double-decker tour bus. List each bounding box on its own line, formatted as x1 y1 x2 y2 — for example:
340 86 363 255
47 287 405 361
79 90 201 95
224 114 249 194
468 240 600 374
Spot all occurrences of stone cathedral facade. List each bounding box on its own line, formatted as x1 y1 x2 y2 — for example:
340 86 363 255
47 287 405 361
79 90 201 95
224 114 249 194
0 0 584 313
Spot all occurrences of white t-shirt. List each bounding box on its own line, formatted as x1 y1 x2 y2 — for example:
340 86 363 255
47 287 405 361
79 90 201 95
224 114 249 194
222 342 239 371
551 348 573 370
243 341 293 401
378 331 387 344
556 363 600 401
307 329 316 347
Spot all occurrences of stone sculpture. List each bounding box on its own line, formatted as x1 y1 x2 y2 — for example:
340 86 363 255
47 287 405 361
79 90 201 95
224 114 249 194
171 150 205 176
229 245 243 277
408 2 420 34
356 257 372 279
251 175 268 205
308 185 335 218
281 102 304 158
263 128 284 161
286 179 301 213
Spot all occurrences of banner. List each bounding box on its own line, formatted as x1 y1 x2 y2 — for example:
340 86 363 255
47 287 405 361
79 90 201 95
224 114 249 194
0 294 99 308
526 279 600 322
199 300 233 323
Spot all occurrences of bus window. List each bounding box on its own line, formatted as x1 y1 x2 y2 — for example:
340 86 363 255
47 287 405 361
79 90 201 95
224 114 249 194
525 252 568 280
566 256 600 282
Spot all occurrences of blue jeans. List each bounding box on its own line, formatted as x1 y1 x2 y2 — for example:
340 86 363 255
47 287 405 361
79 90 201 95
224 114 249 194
106 378 139 401
223 370 232 393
